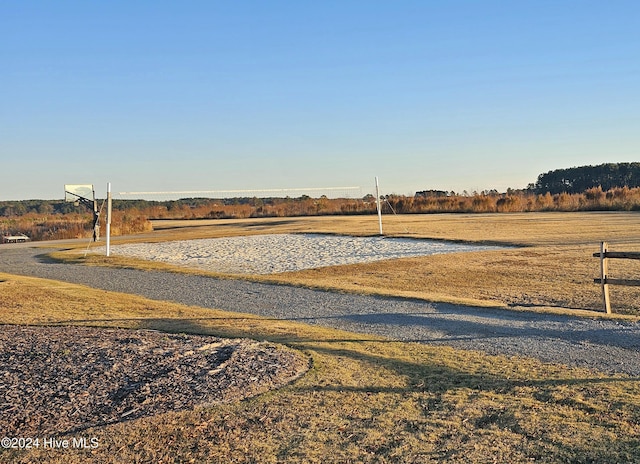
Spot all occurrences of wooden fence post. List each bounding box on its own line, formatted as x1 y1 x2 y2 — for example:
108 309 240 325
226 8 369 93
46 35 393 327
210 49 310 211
600 241 612 314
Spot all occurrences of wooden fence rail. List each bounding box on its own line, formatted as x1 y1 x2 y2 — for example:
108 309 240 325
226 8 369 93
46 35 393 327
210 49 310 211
593 241 640 314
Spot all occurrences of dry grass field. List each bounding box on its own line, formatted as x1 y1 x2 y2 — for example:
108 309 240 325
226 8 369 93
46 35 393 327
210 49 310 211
73 212 640 315
1 272 639 463
4 212 640 462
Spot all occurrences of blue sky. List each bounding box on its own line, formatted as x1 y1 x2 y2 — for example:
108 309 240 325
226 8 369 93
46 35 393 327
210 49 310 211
2 1 639 200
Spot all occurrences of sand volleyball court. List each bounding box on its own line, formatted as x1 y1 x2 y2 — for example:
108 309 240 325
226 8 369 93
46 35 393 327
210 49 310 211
108 234 503 274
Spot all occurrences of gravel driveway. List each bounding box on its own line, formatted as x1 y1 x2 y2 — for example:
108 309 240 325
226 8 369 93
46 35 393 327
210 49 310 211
1 245 639 376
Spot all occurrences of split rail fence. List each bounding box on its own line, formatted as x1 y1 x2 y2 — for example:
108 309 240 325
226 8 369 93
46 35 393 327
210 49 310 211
593 241 640 314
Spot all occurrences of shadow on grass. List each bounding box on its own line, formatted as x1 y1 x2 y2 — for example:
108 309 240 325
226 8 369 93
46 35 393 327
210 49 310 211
283 339 640 462
293 341 639 392
48 316 385 346
294 311 640 351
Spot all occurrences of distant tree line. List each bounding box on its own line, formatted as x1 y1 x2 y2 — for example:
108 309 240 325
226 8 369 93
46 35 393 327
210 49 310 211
4 162 640 241
534 162 640 194
0 200 82 217
415 190 452 198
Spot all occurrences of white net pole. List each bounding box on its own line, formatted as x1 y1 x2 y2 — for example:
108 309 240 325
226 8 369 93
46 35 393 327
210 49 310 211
375 177 383 235
106 182 112 257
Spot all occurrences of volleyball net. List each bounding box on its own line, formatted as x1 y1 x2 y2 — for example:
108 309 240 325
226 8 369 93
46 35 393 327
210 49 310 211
117 186 366 201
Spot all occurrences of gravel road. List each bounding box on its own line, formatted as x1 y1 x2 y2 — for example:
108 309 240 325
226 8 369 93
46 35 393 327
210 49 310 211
2 245 639 376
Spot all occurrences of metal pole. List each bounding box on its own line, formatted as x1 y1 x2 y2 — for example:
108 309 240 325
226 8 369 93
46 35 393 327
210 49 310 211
93 199 100 242
375 177 383 235
106 183 112 257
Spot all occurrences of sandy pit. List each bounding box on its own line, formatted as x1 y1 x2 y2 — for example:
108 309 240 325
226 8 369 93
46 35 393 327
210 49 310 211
107 234 503 274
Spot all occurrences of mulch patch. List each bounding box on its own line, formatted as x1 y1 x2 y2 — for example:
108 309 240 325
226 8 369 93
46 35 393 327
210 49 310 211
0 325 309 436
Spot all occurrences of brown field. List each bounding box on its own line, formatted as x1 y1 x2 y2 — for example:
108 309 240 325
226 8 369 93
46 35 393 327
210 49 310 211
68 211 640 315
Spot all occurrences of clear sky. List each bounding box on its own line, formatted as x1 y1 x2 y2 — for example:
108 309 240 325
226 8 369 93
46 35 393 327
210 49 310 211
2 1 639 200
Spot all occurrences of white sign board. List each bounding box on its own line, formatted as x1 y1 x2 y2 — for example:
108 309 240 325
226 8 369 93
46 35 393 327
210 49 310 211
64 184 94 202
